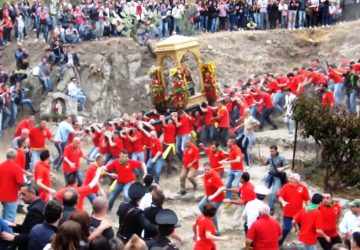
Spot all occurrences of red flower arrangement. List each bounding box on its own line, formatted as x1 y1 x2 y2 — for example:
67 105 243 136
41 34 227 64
170 67 189 110
148 66 165 109
201 61 218 101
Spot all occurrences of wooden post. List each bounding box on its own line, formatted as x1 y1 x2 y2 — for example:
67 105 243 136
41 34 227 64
292 121 298 170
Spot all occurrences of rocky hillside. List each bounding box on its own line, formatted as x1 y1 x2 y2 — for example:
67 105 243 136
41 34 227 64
1 21 360 121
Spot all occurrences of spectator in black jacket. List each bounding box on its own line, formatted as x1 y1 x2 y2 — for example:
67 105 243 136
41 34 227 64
28 199 63 250
267 0 279 29
0 182 45 250
117 182 157 243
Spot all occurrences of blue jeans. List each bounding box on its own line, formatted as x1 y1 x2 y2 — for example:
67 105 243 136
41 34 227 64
225 170 242 199
96 20 105 38
333 83 344 108
108 182 131 211
281 15 288 28
66 35 80 44
64 170 84 186
30 149 44 172
176 134 189 160
54 141 67 170
265 173 281 211
1 107 11 129
346 90 357 114
272 92 285 114
304 244 317 250
200 124 217 146
0 110 3 137
202 16 208 30
70 94 86 111
279 216 293 245
87 193 97 204
210 17 218 33
161 20 168 38
87 146 99 163
229 14 236 31
298 10 306 28
198 196 222 232
147 157 164 184
259 12 267 29
1 202 17 223
132 151 145 177
40 77 53 92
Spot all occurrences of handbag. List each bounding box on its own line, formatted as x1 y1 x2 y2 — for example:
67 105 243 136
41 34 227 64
270 158 288 185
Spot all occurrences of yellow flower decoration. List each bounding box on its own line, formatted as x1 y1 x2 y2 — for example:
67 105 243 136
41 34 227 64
170 67 178 77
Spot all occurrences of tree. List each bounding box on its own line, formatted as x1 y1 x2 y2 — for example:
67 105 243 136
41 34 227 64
292 96 360 191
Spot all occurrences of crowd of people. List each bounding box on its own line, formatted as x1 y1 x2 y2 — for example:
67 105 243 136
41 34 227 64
0 0 353 48
0 38 360 249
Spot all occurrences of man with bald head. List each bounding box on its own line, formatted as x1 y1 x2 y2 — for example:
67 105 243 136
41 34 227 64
0 149 24 222
63 137 92 186
90 196 114 240
12 128 30 149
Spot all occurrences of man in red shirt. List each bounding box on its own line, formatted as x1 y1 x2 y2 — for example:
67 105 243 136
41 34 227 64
179 138 200 195
143 131 163 184
34 150 56 202
173 110 192 160
320 83 335 109
13 114 34 138
86 124 102 162
200 142 228 178
106 150 147 210
213 100 230 148
127 125 145 164
246 204 282 250
0 149 24 222
55 169 103 210
278 173 310 246
83 153 106 204
293 193 331 250
258 91 278 130
198 162 225 232
318 192 342 250
29 118 54 172
328 65 345 108
63 137 91 186
219 138 243 199
160 115 176 173
199 102 217 146
224 172 256 206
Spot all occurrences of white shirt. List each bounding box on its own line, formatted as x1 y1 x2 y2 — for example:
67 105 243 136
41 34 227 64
242 198 265 228
139 192 152 210
339 210 360 235
67 81 79 96
285 93 297 117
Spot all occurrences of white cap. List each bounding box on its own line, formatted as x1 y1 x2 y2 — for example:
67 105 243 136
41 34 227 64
254 186 270 195
289 173 300 182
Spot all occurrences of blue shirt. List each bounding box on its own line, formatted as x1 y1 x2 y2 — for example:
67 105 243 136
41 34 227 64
28 223 57 250
0 218 13 250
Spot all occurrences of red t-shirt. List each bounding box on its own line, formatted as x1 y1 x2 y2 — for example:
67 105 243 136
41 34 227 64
142 131 152 148
150 138 162 157
278 183 310 217
92 131 102 147
122 136 133 154
84 163 100 194
266 80 280 93
15 148 26 170
29 127 52 149
318 202 342 237
204 107 215 126
55 185 94 210
63 145 83 173
294 208 322 245
163 124 176 144
229 145 243 171
0 160 24 202
183 144 200 170
239 182 256 204
328 69 344 83
261 92 273 109
34 161 51 202
204 147 228 172
244 92 255 107
353 63 360 72
217 106 230 128
194 215 217 250
106 159 142 183
110 136 123 157
177 116 192 135
203 170 225 202
131 131 144 153
98 134 110 155
14 119 32 137
287 77 300 94
321 91 334 107
247 215 282 250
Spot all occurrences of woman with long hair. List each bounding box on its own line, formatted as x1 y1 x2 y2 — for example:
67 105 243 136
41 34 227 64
51 221 83 250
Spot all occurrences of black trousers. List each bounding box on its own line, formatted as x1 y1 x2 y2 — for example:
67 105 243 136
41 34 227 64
317 235 342 250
